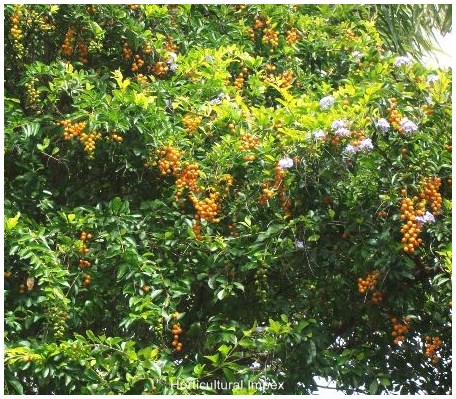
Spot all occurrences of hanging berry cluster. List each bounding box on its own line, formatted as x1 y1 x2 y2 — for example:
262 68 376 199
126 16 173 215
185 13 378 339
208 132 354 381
57 119 86 140
175 163 200 200
152 61 169 78
349 131 366 147
274 163 291 217
182 113 202 135
420 176 442 215
78 231 92 256
156 146 182 175
9 5 25 60
82 273 91 287
399 196 424 253
77 38 89 64
190 189 221 223
171 315 183 352
122 43 133 59
78 231 92 270
387 97 403 132
131 54 145 72
357 269 381 294
233 68 248 90
424 336 442 365
285 28 300 44
25 77 40 110
240 132 260 151
258 182 275 205
345 29 357 40
165 36 178 53
79 131 102 158
61 26 76 57
390 316 411 345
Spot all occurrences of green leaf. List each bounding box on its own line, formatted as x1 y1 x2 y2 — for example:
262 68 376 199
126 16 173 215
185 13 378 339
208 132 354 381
307 234 320 242
369 380 378 395
204 353 220 364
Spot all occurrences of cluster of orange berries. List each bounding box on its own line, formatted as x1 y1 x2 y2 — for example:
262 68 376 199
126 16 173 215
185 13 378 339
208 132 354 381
265 70 295 88
248 18 264 40
10 5 25 59
285 28 300 44
349 131 366 147
258 159 295 205
111 130 123 142
387 98 403 132
240 132 260 151
165 36 178 53
10 4 24 61
78 259 92 269
19 283 27 294
221 174 234 193
156 146 182 175
424 336 442 364
77 38 89 64
233 68 248 90
136 74 148 85
10 6 23 40
57 119 86 141
262 27 279 49
151 61 169 78
25 78 40 109
131 54 145 72
390 316 412 345
4 270 12 279
171 314 183 352
175 163 200 199
62 26 77 57
258 182 275 205
345 29 357 40
143 42 153 55
228 223 240 237
128 4 138 11
80 131 102 157
377 210 388 218
82 273 91 287
371 290 384 305
78 231 92 256
399 196 424 253
190 190 221 223
122 43 133 59
444 143 452 152
182 114 202 135
357 269 381 293
420 176 442 215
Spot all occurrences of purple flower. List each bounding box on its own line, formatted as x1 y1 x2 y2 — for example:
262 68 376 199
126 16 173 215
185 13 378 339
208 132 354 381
427 74 439 84
351 51 362 61
375 118 390 133
168 63 178 72
313 130 326 140
335 128 351 137
331 120 346 130
343 144 358 155
358 138 373 151
416 211 436 225
320 95 335 110
279 157 294 169
394 56 412 67
204 55 214 63
295 240 304 249
400 118 418 134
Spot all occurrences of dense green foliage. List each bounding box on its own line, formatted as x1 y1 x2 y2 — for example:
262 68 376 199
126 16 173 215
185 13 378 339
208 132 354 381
4 4 452 395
